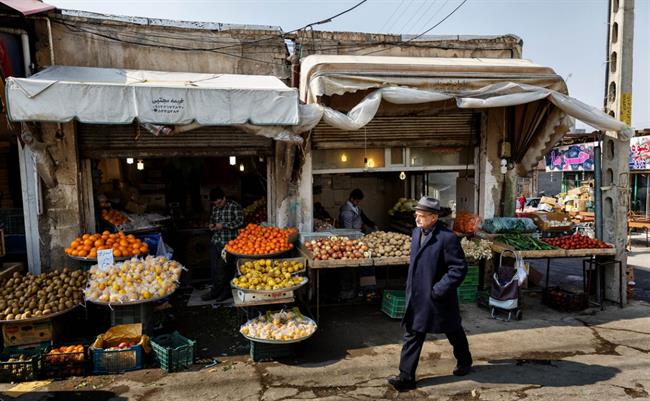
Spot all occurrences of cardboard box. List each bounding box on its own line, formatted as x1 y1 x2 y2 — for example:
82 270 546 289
580 192 592 201
576 200 588 212
568 188 582 197
3 320 53 346
540 196 557 206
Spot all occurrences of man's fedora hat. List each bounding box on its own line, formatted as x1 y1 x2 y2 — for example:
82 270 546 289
414 196 442 213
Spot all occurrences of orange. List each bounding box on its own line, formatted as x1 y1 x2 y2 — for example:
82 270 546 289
113 249 122 257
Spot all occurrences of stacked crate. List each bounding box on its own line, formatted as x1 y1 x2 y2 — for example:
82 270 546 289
457 265 479 303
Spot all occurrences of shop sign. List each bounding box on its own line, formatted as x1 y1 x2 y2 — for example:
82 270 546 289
545 142 595 172
629 136 650 170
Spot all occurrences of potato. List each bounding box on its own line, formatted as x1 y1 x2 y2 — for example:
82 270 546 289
5 314 14 320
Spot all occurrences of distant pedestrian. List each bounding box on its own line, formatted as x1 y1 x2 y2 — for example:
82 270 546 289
388 196 472 392
517 193 527 212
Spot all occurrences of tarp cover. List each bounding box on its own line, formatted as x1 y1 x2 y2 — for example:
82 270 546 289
5 66 300 126
0 0 54 16
299 55 629 138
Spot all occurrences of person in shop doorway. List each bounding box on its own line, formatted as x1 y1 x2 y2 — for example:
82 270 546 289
517 193 527 212
201 188 244 302
338 189 378 302
388 196 472 392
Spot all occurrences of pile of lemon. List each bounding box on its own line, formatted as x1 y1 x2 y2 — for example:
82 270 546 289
232 259 305 291
84 256 183 304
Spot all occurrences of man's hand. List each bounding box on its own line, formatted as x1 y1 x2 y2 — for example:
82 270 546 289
213 223 224 230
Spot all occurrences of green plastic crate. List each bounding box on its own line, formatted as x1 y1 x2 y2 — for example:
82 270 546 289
457 287 478 304
381 289 406 319
249 341 295 362
151 332 196 372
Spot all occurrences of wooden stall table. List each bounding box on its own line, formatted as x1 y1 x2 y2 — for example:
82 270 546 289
301 246 411 322
490 241 621 308
628 216 650 248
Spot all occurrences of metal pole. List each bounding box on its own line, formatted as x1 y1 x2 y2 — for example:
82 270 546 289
594 141 604 240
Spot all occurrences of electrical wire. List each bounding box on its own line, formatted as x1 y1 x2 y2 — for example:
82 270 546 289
385 0 415 33
408 0 438 35
360 0 469 56
379 0 408 32
396 0 431 36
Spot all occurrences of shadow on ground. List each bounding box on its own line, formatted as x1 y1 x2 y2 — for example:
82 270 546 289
417 359 620 389
1 391 126 401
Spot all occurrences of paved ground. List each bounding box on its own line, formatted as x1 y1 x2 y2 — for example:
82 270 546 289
0 236 648 401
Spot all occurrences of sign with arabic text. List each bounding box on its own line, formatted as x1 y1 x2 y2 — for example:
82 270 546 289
629 136 650 170
545 142 596 172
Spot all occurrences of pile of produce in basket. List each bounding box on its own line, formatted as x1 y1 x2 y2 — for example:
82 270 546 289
225 224 296 256
84 256 183 303
0 268 87 321
544 234 612 249
303 236 369 260
240 308 316 342
101 209 129 226
65 231 149 259
482 217 537 234
453 211 482 235
364 231 410 258
495 234 557 251
387 198 417 215
232 259 306 291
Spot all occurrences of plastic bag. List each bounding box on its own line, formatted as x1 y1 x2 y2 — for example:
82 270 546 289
482 217 537 234
453 211 481 234
515 252 528 286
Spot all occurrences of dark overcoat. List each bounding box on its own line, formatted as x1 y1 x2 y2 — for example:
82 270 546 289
402 222 468 333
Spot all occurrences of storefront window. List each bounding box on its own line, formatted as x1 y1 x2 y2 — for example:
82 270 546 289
312 148 385 170
409 147 471 167
631 173 649 214
390 147 405 166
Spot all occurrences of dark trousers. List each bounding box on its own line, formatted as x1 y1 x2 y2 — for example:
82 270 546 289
398 326 472 381
209 242 234 299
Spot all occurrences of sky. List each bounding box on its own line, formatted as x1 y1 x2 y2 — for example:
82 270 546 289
47 0 650 130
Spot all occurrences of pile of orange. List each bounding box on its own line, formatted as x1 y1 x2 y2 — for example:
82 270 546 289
101 209 128 226
65 231 149 259
225 224 297 256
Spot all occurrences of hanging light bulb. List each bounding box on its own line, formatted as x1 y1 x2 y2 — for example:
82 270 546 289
399 171 406 180
239 163 245 172
340 153 348 162
126 158 134 165
137 160 144 170
259 156 264 162
367 158 375 168
229 156 236 166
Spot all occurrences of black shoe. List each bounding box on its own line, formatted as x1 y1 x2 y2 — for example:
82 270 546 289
388 376 416 392
453 365 472 376
201 292 216 301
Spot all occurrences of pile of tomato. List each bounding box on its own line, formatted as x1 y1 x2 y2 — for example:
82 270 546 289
225 224 297 256
543 234 612 250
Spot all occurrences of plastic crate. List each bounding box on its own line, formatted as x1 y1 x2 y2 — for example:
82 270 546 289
42 344 90 378
381 289 406 319
91 345 143 374
0 209 25 235
0 343 45 382
151 332 196 372
457 287 478 304
542 287 587 312
111 304 153 335
249 341 295 362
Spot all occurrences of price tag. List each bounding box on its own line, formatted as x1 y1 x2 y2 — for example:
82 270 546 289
97 249 115 271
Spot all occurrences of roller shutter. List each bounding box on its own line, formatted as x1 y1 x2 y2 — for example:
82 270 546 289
310 112 480 149
77 123 273 159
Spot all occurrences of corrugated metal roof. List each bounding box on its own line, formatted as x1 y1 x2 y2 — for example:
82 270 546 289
0 0 54 16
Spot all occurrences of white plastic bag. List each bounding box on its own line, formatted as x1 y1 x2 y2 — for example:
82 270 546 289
515 251 528 286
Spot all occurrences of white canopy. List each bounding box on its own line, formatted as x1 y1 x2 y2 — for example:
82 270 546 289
5 66 300 126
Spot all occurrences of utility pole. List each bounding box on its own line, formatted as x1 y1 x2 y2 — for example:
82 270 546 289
601 0 634 304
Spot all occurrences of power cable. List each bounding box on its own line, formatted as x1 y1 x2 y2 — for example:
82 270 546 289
379 0 408 32
396 0 431 35
408 0 438 34
360 0 469 55
385 0 415 33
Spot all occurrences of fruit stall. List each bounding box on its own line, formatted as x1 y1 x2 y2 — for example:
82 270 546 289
222 224 317 361
477 216 621 310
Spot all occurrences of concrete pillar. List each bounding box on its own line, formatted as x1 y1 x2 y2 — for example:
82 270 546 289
600 0 634 303
38 122 83 270
478 109 506 219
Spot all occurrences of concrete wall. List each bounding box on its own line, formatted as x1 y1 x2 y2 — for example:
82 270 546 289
35 14 289 78
293 31 522 59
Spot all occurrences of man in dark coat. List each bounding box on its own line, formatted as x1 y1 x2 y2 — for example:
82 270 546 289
388 196 473 392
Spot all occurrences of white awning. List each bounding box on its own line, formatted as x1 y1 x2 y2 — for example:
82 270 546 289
5 66 300 126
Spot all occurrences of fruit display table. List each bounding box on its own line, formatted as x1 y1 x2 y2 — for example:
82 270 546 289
489 241 621 308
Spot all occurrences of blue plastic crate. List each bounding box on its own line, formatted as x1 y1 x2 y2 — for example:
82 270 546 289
91 345 143 374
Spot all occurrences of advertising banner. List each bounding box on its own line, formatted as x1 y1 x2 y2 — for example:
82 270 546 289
545 142 595 172
629 136 650 170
